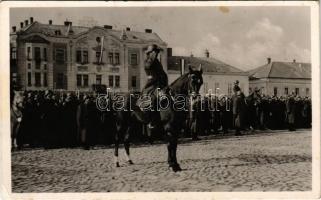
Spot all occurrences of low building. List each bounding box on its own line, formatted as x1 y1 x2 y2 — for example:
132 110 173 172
10 17 168 92
248 58 311 97
167 51 249 96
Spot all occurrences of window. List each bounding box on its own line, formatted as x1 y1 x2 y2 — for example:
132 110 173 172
35 72 41 87
34 47 41 69
83 51 88 63
115 53 120 65
83 75 89 87
43 73 48 86
108 53 113 64
44 64 47 70
27 47 31 60
11 47 17 59
306 88 310 96
273 87 278 96
115 76 120 87
109 75 114 87
77 74 82 87
130 53 138 65
27 72 31 86
27 63 31 70
34 47 41 61
284 87 289 95
227 83 232 97
132 76 137 88
295 88 300 96
57 73 64 89
77 50 89 63
96 51 101 63
214 82 220 94
96 75 102 85
55 49 65 64
76 50 82 63
43 48 47 61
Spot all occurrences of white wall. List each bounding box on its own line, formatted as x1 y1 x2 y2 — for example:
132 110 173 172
168 71 249 96
249 78 311 97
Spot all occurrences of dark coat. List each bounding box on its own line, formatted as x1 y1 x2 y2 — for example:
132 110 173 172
232 92 246 128
142 57 168 95
286 97 296 124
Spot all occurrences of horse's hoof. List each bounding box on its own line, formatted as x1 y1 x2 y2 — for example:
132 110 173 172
116 162 120 167
128 160 134 165
169 165 182 172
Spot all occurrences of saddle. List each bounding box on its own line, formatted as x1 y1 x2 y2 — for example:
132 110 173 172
134 87 170 125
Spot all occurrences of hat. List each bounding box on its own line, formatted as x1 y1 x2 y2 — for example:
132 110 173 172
145 44 161 54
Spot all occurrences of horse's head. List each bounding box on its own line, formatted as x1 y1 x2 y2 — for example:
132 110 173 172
187 64 203 97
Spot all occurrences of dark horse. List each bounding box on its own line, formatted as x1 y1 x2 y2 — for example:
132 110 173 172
113 64 203 172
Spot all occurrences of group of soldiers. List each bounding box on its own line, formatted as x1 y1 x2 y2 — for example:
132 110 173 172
188 89 311 140
11 87 311 149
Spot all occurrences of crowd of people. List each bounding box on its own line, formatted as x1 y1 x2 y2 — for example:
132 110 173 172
10 88 311 150
188 90 311 140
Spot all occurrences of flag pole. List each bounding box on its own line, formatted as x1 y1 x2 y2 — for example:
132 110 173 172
99 36 104 63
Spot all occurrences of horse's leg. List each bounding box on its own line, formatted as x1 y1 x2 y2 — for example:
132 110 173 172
124 126 133 165
165 127 181 172
114 130 120 167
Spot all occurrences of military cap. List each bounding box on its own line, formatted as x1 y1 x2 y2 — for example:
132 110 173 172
145 44 161 54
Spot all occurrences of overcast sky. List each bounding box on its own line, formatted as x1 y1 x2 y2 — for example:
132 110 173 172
11 7 311 70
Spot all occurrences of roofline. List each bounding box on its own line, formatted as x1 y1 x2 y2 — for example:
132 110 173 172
168 56 245 73
250 76 311 80
168 70 249 76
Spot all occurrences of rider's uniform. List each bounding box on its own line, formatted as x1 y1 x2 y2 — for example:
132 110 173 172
142 55 168 96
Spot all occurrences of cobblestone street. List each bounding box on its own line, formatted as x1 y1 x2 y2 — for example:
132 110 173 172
12 129 311 192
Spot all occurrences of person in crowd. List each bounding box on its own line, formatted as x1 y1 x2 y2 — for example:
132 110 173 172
219 95 230 134
286 92 296 131
232 82 246 136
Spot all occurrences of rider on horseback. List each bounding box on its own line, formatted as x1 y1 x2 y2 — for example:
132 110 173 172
140 44 168 129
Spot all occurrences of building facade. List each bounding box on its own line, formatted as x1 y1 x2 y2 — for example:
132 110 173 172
248 58 311 97
167 54 249 97
10 18 167 92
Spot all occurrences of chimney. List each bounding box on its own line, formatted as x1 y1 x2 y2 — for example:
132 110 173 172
126 27 130 31
205 49 209 58
64 20 72 26
293 59 296 63
12 26 16 32
104 25 112 29
20 22 24 28
145 29 152 33
267 57 271 64
167 48 172 57
30 17 34 23
24 20 29 26
49 20 53 25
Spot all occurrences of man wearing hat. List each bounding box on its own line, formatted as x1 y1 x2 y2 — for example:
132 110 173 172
141 44 168 129
232 84 246 136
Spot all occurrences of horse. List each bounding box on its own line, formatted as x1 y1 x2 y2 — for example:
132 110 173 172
11 91 25 150
112 64 203 172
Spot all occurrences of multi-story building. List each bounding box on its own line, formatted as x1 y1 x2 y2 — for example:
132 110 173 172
10 18 167 92
167 50 249 97
248 58 311 97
